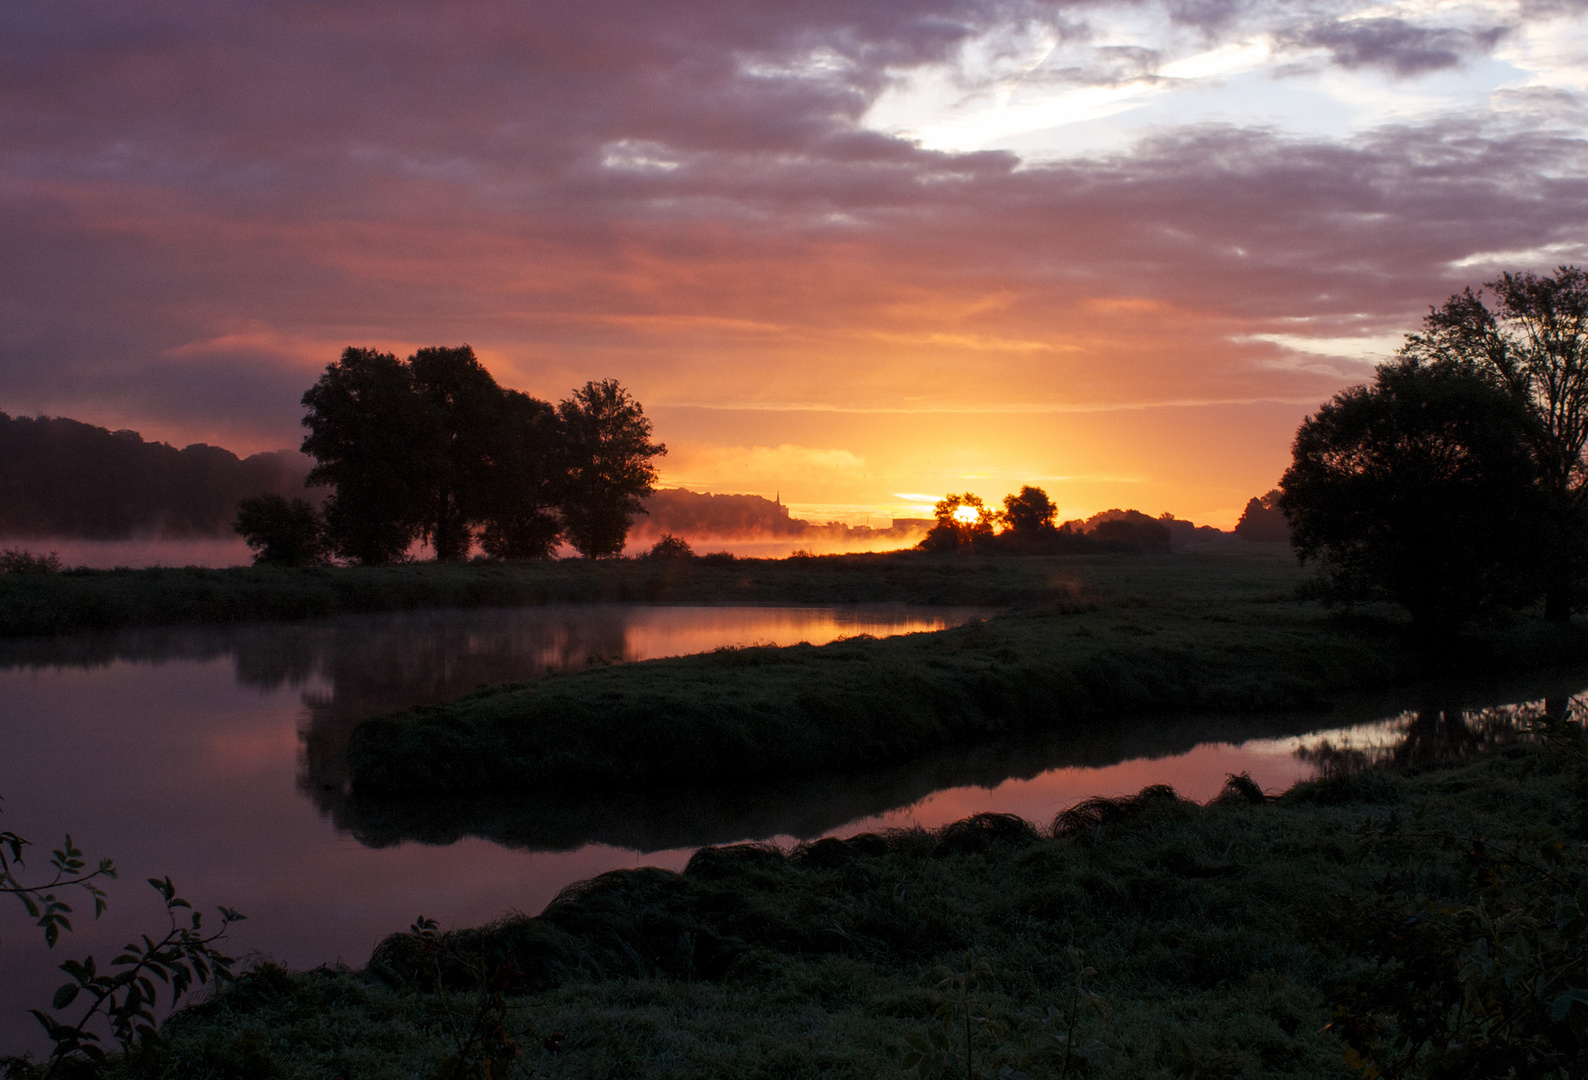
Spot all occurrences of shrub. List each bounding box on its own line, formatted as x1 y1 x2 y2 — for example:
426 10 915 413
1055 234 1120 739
234 495 327 567
0 550 63 574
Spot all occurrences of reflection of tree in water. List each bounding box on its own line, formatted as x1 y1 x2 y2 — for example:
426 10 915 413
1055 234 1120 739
334 710 1346 854
1296 694 1583 776
292 608 631 812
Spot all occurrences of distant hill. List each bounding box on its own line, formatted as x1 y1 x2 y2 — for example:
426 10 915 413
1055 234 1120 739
0 412 313 538
634 488 805 537
633 488 928 544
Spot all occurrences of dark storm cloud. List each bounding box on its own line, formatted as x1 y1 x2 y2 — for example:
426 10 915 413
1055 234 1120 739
1288 17 1508 76
0 0 1585 442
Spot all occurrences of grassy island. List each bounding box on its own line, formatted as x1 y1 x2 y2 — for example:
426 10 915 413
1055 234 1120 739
345 551 1588 798
57 732 1588 1079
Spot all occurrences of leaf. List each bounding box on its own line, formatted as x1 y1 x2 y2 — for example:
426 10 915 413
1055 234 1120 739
52 982 80 1010
1550 986 1588 1021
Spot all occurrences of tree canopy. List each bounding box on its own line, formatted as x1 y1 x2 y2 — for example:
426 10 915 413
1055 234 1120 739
298 351 663 564
1279 358 1550 631
1398 266 1588 616
556 379 667 558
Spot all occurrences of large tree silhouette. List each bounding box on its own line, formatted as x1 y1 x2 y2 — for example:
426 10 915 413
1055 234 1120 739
300 348 435 565
1399 266 1588 617
479 389 564 560
409 345 506 562
556 380 666 558
1280 359 1549 632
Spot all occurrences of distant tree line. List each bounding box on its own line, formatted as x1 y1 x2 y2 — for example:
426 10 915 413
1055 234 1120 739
238 346 666 565
0 412 310 538
915 487 1190 553
1276 267 1588 632
1233 491 1289 543
915 488 1236 554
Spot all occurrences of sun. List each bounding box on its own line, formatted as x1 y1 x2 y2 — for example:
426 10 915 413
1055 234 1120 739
953 505 980 525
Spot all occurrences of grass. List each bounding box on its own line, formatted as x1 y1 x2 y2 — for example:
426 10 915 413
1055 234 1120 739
345 550 1588 797
60 729 1588 1079
0 550 1083 638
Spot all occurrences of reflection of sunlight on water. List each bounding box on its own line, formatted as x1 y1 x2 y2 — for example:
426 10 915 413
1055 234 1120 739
619 607 966 659
831 741 1320 837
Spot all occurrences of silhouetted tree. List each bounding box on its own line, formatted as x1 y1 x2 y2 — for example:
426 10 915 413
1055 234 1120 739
301 348 435 565
1000 485 1058 536
556 380 666 557
1399 267 1588 618
234 494 326 566
1234 489 1290 543
409 345 504 561
479 390 564 560
1279 359 1550 632
919 492 996 551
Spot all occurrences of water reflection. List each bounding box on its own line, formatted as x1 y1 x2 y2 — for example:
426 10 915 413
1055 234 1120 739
336 712 1348 852
4 606 1588 1056
1293 694 1576 776
0 604 996 820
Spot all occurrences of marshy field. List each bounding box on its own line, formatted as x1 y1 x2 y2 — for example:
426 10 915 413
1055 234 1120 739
6 547 1588 1077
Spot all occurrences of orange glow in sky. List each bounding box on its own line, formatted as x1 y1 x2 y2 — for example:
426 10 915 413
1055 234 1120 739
3 0 1585 529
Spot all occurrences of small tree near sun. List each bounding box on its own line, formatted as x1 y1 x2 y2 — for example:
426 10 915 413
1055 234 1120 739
919 493 997 552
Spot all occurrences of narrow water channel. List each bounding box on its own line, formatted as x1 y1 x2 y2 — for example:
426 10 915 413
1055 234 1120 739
0 604 1579 1054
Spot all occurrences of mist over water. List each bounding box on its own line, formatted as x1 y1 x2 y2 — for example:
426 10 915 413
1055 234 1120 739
1 602 1582 1054
5 536 256 569
5 530 931 569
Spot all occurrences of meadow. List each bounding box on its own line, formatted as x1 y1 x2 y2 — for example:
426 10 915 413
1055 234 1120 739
61 729 1588 1079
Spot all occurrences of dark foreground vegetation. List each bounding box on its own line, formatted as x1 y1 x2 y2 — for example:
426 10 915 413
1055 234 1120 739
345 551 1588 798
13 726 1588 1078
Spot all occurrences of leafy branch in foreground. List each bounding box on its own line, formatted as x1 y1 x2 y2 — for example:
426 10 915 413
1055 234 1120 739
0 797 115 949
7 877 244 1076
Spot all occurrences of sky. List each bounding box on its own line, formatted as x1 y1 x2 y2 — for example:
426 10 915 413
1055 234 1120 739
4 0 1588 528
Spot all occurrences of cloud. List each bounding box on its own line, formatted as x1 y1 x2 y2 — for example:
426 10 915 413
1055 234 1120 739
0 0 1584 497
1288 17 1508 77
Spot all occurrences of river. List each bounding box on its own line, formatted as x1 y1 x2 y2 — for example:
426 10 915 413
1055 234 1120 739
0 602 1579 1053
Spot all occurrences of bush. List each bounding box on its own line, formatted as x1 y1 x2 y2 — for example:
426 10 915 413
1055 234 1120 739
234 495 327 567
645 534 694 560
0 550 63 574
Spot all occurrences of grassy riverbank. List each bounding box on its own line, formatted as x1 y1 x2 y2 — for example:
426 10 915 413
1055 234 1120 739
0 551 1081 638
346 551 1588 797
58 734 1588 1079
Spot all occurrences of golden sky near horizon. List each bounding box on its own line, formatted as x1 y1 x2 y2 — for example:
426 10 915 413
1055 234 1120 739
4 0 1588 528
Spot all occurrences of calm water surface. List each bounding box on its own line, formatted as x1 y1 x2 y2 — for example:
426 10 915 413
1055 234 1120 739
0 603 1581 1052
